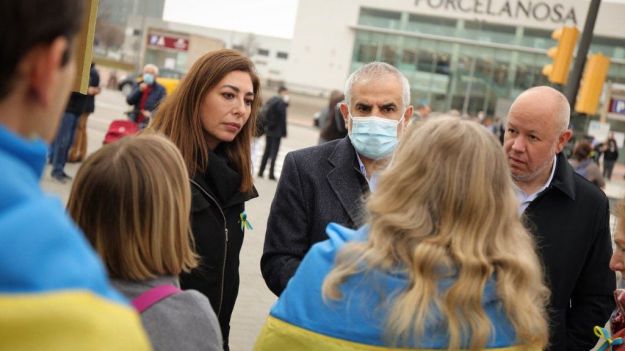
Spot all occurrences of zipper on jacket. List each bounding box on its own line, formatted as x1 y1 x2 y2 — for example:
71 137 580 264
190 179 229 317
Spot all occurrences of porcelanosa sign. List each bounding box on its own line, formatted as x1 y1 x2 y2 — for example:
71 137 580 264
414 0 578 24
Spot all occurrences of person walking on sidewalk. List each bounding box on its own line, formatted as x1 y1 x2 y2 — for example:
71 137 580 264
49 92 86 183
257 86 288 180
603 132 619 180
68 62 100 162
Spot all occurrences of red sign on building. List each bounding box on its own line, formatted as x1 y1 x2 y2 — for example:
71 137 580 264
147 33 189 52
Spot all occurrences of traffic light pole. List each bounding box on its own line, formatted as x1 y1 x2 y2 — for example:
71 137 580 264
564 0 602 109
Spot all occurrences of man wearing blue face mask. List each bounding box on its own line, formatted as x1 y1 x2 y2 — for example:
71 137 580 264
126 63 166 129
262 62 413 296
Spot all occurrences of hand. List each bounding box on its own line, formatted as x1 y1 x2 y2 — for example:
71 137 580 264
139 83 148 92
142 110 152 118
87 87 101 95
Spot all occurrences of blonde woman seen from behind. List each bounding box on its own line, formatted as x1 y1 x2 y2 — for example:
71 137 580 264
255 117 549 350
67 134 222 351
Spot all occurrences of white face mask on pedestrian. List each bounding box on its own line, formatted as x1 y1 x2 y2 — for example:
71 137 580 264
348 111 405 160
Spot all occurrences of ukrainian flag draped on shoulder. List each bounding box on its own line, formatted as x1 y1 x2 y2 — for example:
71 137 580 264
255 223 528 351
0 125 150 350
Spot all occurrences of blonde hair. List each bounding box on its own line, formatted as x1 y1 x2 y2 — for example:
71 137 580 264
67 134 197 280
322 117 549 350
150 49 261 193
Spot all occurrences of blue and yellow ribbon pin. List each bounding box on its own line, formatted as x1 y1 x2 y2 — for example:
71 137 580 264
240 211 253 231
595 325 624 351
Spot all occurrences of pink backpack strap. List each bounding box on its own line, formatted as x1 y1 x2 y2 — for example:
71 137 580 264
131 285 181 313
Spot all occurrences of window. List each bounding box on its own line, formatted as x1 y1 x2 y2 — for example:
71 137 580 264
276 51 289 59
232 44 244 52
257 48 270 56
358 7 402 30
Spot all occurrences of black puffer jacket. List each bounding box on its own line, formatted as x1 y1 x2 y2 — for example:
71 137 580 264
180 149 257 350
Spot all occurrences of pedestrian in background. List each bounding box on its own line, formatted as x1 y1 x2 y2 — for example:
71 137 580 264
569 140 605 189
504 86 614 350
603 132 619 180
49 92 86 182
261 62 412 296
127 63 166 129
409 101 431 124
150 49 260 351
255 117 549 350
257 86 288 180
67 134 223 351
317 90 346 144
68 62 100 162
0 0 149 348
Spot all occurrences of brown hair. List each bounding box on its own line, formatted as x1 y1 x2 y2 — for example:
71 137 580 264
150 49 261 192
573 140 592 161
0 0 84 99
67 134 197 280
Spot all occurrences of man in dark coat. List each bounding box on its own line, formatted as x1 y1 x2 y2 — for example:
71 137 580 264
261 62 413 296
504 86 615 351
126 63 166 129
257 86 289 180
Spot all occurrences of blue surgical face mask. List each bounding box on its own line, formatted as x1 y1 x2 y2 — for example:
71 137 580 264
348 114 404 160
143 73 155 85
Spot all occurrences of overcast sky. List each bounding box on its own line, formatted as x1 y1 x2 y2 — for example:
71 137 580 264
163 0 299 38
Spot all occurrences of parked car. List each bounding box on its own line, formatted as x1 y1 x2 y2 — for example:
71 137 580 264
118 68 184 96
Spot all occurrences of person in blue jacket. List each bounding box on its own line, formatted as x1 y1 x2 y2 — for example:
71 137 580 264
0 0 149 348
256 117 550 350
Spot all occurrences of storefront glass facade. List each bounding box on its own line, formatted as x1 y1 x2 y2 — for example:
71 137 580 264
351 7 625 116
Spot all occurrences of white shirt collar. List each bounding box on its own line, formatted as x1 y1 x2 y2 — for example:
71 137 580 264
515 155 557 214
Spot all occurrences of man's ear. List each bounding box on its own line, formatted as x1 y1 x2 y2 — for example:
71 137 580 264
340 102 350 126
27 37 70 107
403 105 414 126
556 129 573 153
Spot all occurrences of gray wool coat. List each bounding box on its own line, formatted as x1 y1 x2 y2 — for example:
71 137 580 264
112 276 222 351
261 136 370 296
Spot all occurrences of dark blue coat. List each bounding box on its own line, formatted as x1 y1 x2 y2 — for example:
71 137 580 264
261 137 369 296
126 81 166 115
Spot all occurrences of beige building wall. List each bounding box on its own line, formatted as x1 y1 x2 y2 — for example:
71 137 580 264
186 35 225 71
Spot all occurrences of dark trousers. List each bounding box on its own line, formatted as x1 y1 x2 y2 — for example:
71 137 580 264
603 159 616 180
258 136 281 177
50 111 79 176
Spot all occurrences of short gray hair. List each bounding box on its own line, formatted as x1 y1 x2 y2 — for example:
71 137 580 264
344 62 411 109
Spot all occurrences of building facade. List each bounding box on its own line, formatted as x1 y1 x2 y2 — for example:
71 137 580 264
285 0 625 116
130 18 291 84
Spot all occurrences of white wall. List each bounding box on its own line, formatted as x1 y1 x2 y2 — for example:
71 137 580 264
284 1 361 95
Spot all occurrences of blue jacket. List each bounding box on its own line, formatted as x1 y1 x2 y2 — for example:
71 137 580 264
256 223 523 350
0 125 150 349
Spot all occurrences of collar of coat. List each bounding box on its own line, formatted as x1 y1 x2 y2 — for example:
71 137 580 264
548 152 576 201
326 136 369 225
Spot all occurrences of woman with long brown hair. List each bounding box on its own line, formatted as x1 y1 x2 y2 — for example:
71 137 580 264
255 117 549 350
150 49 260 350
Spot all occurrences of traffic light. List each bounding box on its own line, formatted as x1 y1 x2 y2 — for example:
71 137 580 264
575 53 610 115
542 26 579 85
